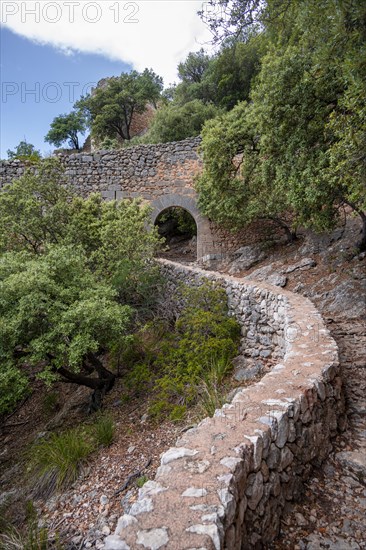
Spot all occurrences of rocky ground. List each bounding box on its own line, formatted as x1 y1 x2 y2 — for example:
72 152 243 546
210 218 366 550
0 218 365 549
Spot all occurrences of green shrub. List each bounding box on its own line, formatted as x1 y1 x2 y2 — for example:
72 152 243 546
148 282 240 419
0 362 29 416
42 392 59 416
28 428 94 497
123 363 153 396
93 413 115 447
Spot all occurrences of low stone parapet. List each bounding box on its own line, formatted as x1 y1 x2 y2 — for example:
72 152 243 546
100 260 345 549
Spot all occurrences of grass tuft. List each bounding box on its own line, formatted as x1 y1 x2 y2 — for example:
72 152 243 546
0 501 62 549
198 355 233 418
28 428 94 498
93 413 115 447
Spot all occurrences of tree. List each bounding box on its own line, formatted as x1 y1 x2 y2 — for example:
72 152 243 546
0 159 162 414
197 0 366 250
196 102 297 242
198 0 284 44
44 110 88 150
147 99 222 143
80 69 163 143
7 140 41 162
165 39 262 112
0 159 73 254
177 49 211 84
0 246 132 415
207 38 262 110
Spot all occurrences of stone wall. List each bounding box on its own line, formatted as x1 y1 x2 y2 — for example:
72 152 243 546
0 138 202 197
0 138 214 258
0 159 27 188
0 138 283 259
103 260 344 550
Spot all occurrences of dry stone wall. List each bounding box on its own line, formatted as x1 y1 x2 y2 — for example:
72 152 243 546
103 260 344 550
0 138 268 259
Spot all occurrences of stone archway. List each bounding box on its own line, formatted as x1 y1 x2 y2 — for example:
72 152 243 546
150 194 213 260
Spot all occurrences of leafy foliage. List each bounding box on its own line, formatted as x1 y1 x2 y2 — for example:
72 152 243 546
123 283 240 421
0 159 162 412
178 49 211 84
0 246 132 384
139 38 261 144
0 159 73 254
171 40 262 111
147 99 222 143
6 141 41 163
44 110 88 150
0 362 29 416
79 69 163 143
197 0 366 249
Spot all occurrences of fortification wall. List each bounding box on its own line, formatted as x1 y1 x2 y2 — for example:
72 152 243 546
102 260 344 550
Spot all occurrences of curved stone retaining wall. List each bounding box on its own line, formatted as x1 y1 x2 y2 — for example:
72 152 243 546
103 260 344 550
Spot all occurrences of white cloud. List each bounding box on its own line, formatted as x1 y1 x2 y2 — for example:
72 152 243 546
1 0 215 85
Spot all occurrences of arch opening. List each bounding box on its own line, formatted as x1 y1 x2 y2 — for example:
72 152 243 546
155 206 197 262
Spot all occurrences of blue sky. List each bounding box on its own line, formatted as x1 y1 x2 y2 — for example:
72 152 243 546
0 1 212 158
0 27 131 157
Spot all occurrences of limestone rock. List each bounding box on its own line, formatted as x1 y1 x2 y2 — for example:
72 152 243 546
103 535 130 550
285 257 317 273
234 362 263 382
136 528 169 550
229 245 268 273
115 515 138 536
182 487 207 498
160 447 199 465
336 451 366 483
129 498 153 516
186 524 222 550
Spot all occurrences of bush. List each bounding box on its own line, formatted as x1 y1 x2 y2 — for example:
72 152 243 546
42 392 59 416
0 363 29 416
148 282 240 420
146 100 222 143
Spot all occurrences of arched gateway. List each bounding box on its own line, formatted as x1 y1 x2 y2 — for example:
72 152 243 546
150 193 213 259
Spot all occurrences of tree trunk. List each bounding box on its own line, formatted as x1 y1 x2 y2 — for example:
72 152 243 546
53 360 116 413
340 199 366 252
266 216 297 243
357 212 366 252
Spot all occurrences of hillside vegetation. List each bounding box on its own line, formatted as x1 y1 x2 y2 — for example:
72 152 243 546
1 0 365 546
39 0 366 251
